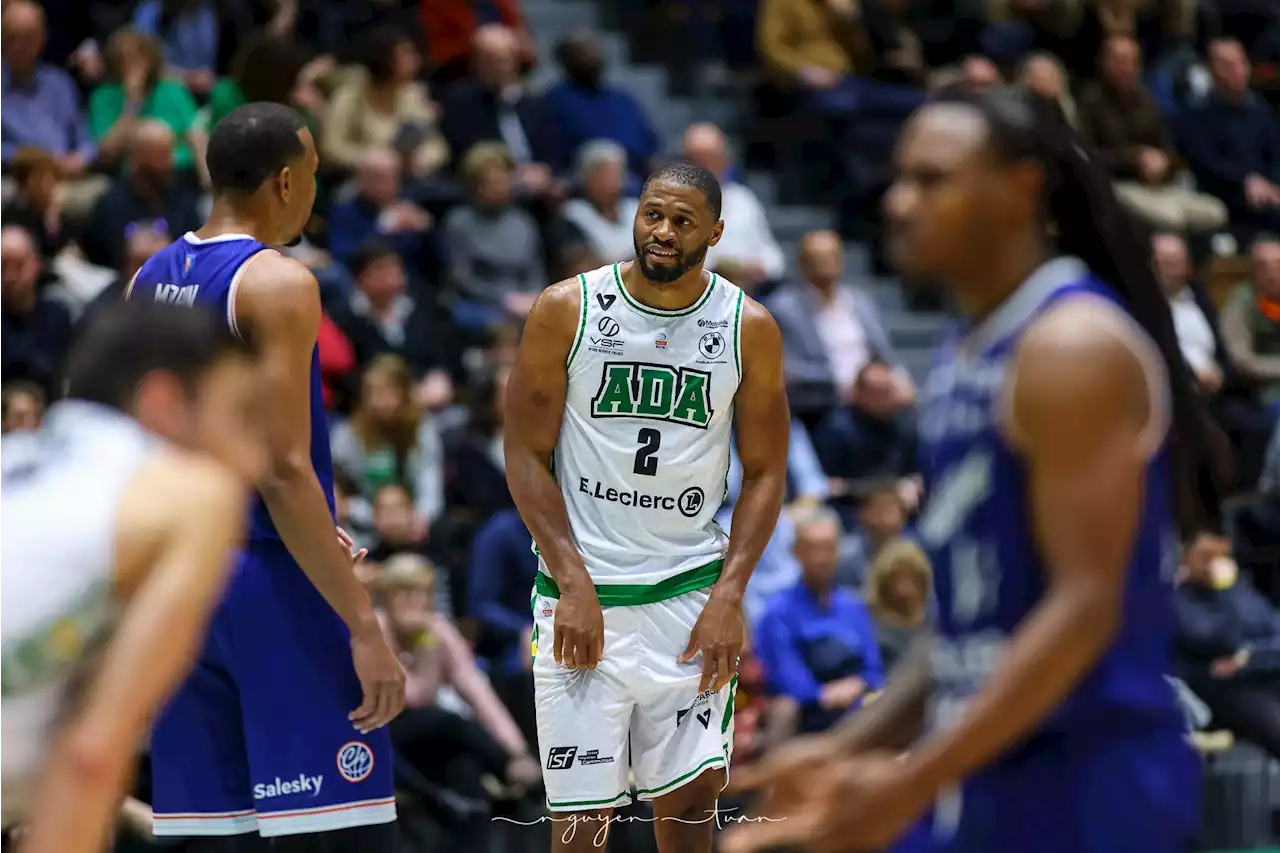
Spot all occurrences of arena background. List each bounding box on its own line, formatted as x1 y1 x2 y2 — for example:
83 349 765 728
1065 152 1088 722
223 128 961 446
1 0 1279 849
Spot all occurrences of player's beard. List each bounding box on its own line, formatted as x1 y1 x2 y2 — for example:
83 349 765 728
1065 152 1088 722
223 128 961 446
634 237 710 284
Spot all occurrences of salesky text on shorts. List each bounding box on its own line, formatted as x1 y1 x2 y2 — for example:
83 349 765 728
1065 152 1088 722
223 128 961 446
253 774 324 800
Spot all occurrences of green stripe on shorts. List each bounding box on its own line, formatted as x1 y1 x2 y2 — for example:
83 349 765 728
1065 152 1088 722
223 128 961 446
533 559 723 606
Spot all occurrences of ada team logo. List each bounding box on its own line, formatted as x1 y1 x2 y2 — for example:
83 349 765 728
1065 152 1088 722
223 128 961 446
336 741 374 783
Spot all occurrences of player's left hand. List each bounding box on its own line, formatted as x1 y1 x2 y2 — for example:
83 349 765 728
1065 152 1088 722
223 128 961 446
722 751 930 853
337 526 368 567
680 591 744 694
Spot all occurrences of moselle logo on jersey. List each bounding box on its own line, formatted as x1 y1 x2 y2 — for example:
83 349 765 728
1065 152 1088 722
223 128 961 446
336 741 375 783
578 478 705 517
697 318 729 329
253 774 324 801
591 362 712 428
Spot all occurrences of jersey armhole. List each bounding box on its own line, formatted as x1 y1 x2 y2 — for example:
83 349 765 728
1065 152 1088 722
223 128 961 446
732 289 745 381
123 270 140 301
565 272 589 370
997 294 1172 460
225 249 273 341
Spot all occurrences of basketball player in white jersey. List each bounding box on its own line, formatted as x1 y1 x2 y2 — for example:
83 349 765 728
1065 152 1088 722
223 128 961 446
505 161 790 853
2 301 264 853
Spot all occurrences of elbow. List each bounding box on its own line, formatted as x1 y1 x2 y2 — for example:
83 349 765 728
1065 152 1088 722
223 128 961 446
260 451 314 494
55 726 129 793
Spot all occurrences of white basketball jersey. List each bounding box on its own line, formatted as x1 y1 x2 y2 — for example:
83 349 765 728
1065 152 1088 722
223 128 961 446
1 402 155 825
549 263 744 587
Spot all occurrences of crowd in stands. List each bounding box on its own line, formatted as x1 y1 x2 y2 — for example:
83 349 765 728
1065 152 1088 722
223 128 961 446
2 0 1278 849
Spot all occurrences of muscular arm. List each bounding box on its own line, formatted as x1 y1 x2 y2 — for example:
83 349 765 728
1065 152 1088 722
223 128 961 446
18 455 246 853
906 300 1155 792
236 253 379 634
716 299 790 602
502 279 592 594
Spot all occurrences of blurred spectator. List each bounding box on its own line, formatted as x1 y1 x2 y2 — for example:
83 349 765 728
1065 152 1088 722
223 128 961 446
133 0 220 99
561 140 637 264
1219 237 1280 414
755 503 885 736
1181 38 1280 236
1155 232 1226 396
328 149 437 275
331 354 446 525
80 120 200 271
322 27 449 180
375 555 540 831
768 229 910 419
839 482 910 587
757 0 868 94
80 223 170 326
443 367 515 526
0 225 74 394
1015 51 1078 127
366 485 441 590
329 241 460 391
443 143 546 332
545 28 661 188
439 25 565 194
421 0 533 86
467 507 539 746
932 54 1002 96
1174 531 1280 758
1 380 47 435
2 148 69 258
813 360 919 485
207 31 327 133
89 28 206 185
1080 36 1227 234
983 0 1085 48
1 1 105 217
861 0 930 88
864 538 931 670
683 123 786 293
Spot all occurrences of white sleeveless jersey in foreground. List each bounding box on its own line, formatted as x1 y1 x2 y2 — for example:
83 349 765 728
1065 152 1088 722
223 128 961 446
551 263 745 586
0 402 154 825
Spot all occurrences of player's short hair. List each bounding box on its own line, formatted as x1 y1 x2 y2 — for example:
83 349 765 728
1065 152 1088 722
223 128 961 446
65 301 251 412
641 160 723 220
206 102 306 195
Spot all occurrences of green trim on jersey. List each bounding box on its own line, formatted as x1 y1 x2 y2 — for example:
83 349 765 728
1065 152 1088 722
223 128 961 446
731 290 745 378
534 559 723 606
566 272 589 369
612 264 718 318
722 672 738 733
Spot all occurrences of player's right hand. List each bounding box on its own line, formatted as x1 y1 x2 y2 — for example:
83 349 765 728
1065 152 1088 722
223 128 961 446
349 626 406 733
553 588 604 669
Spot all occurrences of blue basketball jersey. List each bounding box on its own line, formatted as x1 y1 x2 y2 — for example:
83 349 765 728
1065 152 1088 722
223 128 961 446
129 232 336 541
915 257 1199 850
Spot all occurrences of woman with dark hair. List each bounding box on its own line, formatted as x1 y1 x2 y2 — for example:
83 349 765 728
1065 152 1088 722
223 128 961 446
442 366 515 527
726 87 1232 853
321 26 448 178
88 28 205 178
206 30 327 132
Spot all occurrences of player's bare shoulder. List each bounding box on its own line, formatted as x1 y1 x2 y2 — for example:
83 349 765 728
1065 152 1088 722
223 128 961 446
522 278 585 357
113 449 248 597
735 293 784 380
233 250 322 335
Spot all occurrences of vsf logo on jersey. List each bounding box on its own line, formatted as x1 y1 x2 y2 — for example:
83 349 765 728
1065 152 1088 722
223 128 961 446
591 363 712 429
152 283 200 307
590 316 624 354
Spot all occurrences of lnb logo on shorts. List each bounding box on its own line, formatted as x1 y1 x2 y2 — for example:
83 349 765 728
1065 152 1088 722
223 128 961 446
336 741 375 783
253 773 324 800
546 745 578 770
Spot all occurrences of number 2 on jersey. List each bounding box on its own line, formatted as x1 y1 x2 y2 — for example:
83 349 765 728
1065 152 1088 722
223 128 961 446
633 428 661 476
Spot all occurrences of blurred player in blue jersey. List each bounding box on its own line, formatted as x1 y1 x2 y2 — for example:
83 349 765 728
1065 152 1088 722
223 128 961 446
724 88 1231 853
129 102 404 851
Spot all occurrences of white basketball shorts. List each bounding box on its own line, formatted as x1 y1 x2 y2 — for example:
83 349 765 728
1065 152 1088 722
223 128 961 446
531 587 736 812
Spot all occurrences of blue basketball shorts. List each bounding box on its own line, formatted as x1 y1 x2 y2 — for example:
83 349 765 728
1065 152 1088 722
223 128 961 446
150 539 396 837
930 726 1201 853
